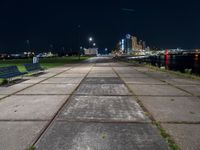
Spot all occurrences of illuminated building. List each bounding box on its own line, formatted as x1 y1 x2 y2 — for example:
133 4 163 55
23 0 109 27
118 34 149 55
142 41 146 49
121 39 125 51
131 36 138 51
84 48 98 56
124 34 132 54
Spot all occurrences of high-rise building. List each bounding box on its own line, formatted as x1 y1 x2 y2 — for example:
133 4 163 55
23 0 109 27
118 34 149 54
131 36 138 51
142 41 146 50
121 39 125 51
124 34 132 54
138 40 143 50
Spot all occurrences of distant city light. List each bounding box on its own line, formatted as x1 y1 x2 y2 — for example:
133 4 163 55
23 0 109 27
93 43 96 46
121 39 125 51
126 34 131 39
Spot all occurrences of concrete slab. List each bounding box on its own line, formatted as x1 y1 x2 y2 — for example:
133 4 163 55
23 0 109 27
42 77 83 84
122 77 166 84
22 78 46 84
95 64 110 67
55 73 86 78
82 77 123 84
109 62 125 66
0 121 47 150
114 70 140 74
113 67 137 70
0 95 7 99
138 96 200 122
35 122 169 150
58 96 149 122
47 67 70 72
0 84 32 95
0 95 68 120
42 70 63 74
118 73 149 78
134 67 151 72
87 73 118 78
144 72 173 79
17 84 78 95
163 78 200 85
176 85 200 96
69 67 91 71
162 123 200 150
64 69 90 74
37 72 57 78
75 84 132 96
69 67 91 70
90 70 115 74
128 84 190 96
92 67 112 71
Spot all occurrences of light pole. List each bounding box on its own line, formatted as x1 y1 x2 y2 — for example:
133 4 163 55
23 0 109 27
77 25 81 60
26 40 31 51
89 37 93 48
79 46 83 60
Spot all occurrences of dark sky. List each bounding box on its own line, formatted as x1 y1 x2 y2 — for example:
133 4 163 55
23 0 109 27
0 0 199 53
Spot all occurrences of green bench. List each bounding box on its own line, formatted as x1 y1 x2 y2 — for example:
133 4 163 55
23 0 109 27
0 66 27 83
24 63 44 73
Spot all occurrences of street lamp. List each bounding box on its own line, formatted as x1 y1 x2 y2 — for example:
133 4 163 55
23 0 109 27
89 37 93 42
93 43 96 47
89 37 93 48
79 46 83 60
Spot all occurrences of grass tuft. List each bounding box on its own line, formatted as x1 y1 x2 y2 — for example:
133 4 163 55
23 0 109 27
0 79 8 85
153 122 180 150
26 146 35 150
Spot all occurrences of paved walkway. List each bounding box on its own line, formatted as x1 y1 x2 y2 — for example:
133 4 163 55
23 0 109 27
0 57 200 150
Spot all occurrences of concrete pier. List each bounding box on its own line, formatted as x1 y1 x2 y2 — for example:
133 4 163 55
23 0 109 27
0 57 199 150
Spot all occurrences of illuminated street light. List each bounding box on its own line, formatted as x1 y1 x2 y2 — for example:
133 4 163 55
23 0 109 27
93 43 96 47
88 37 93 48
89 37 93 42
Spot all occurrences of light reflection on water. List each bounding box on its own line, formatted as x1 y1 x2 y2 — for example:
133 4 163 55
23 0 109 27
149 50 200 75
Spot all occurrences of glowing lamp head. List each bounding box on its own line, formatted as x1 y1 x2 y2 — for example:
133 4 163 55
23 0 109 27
89 37 93 42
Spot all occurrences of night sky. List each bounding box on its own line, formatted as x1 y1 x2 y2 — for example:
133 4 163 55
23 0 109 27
0 0 199 53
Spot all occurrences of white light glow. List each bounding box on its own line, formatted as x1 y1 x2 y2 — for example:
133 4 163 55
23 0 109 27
89 37 93 42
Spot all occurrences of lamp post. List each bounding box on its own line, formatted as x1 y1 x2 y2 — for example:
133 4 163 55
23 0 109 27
79 46 83 60
89 37 93 48
77 25 81 60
